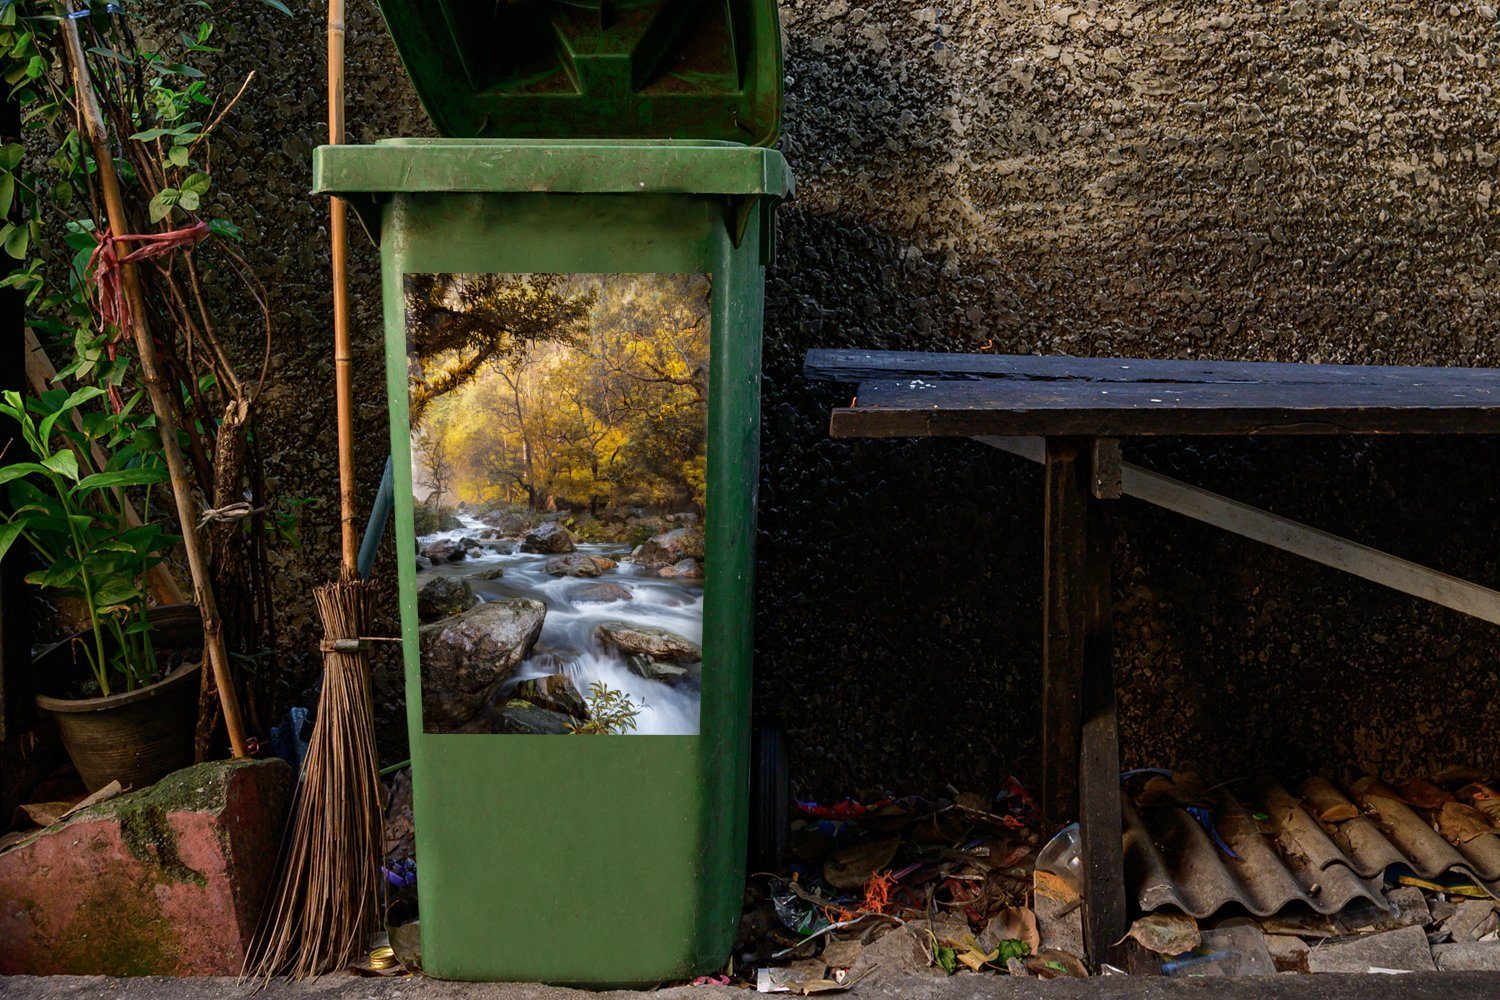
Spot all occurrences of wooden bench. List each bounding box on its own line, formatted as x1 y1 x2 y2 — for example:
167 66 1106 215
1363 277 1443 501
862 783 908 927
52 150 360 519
804 348 1500 966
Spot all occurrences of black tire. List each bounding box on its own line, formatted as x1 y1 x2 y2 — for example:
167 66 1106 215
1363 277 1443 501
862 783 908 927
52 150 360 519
748 719 789 873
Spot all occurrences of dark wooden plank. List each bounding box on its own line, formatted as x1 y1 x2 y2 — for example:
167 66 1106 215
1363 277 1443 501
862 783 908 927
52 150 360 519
1041 438 1087 833
806 348 1500 392
830 376 1500 437
1079 492 1127 968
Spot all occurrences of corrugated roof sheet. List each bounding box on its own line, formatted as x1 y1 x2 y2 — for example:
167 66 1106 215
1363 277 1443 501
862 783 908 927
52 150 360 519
1124 777 1500 920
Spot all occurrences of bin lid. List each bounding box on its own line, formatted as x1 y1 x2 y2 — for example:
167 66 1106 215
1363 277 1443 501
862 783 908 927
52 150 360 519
372 0 784 146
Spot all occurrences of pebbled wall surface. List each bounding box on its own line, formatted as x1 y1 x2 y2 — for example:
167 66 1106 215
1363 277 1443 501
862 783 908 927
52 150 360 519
194 1 1500 796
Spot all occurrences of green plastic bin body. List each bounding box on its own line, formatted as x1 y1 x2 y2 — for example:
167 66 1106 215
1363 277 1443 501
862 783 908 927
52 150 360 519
315 139 790 984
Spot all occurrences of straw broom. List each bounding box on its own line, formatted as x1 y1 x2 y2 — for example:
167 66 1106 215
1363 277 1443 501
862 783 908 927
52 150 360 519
244 0 383 977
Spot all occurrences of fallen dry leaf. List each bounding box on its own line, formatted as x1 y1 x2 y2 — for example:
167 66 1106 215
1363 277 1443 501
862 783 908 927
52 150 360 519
16 780 125 828
1317 802 1359 823
1438 801 1495 845
1458 783 1500 824
981 906 1040 956
60 780 124 820
1123 913 1200 956
1027 949 1088 978
1302 777 1360 823
1395 778 1454 811
824 837 899 890
18 801 70 828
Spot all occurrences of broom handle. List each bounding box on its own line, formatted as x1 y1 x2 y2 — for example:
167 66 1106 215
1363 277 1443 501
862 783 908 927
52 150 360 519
329 0 358 578
61 9 248 759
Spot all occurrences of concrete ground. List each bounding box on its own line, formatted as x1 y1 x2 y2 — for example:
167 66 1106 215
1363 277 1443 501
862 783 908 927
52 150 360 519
3 974 1500 1000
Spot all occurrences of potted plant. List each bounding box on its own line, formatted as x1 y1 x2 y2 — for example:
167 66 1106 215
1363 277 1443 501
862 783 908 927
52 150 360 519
0 386 197 791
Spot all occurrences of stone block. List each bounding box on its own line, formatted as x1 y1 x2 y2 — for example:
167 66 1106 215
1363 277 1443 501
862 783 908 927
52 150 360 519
0 758 291 975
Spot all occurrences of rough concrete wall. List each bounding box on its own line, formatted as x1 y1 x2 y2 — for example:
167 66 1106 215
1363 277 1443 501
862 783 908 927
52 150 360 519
194 1 1499 793
764 0 1500 796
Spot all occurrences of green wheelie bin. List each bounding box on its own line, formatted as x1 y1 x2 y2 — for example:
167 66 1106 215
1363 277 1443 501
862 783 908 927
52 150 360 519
312 0 791 985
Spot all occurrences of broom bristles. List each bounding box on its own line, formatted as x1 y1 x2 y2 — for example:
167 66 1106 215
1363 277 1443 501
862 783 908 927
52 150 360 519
244 578 383 980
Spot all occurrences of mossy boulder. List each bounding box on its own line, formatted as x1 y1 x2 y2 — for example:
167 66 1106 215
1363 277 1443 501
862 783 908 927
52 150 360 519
521 522 575 554
0 758 291 975
419 599 546 731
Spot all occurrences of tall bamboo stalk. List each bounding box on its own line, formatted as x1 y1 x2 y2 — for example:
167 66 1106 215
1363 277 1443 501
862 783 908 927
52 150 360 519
329 0 358 575
244 0 383 974
61 9 247 758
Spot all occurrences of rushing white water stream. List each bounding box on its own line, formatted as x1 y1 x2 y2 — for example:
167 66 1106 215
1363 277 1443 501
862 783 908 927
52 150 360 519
415 514 703 735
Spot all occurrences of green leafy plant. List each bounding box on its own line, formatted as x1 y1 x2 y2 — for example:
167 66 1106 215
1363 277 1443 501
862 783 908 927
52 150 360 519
0 1 295 748
0 386 178 695
568 680 642 735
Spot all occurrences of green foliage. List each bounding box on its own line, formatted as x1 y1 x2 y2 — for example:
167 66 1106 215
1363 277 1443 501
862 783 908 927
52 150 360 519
0 388 177 696
411 273 710 515
568 680 642 735
0 3 292 703
0 2 285 366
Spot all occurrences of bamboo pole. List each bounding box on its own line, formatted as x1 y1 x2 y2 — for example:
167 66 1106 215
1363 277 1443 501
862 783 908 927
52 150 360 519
328 0 358 575
61 10 247 758
23 329 187 606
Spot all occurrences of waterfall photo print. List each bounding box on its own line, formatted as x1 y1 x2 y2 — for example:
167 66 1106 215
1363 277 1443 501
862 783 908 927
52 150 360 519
406 272 711 737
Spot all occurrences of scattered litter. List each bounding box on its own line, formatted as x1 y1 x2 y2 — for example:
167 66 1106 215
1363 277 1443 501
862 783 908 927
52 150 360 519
742 782 1057 986
1161 925 1275 977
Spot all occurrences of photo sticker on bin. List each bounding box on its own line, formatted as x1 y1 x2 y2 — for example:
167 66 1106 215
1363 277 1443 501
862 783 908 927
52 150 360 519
406 272 710 737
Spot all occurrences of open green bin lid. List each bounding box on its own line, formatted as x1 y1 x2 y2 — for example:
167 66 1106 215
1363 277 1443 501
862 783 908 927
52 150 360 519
371 0 784 145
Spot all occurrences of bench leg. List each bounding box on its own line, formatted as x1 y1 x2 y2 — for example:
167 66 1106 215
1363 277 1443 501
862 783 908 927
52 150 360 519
1043 437 1127 968
1079 494 1127 966
1041 438 1086 832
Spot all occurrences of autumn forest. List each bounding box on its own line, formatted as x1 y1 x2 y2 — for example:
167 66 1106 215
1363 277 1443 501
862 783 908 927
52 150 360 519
407 272 711 515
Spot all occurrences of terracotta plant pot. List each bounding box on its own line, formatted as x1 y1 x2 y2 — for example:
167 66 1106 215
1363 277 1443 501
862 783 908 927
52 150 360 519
33 604 203 792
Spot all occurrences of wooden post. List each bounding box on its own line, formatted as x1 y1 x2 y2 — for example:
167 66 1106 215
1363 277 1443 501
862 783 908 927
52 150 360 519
1041 437 1086 831
61 10 247 758
1079 480 1127 966
1043 436 1127 967
328 0 359 577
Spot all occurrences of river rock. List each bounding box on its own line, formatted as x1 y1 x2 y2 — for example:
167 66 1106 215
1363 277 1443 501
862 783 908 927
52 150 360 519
513 674 588 720
546 553 602 577
420 599 546 730
482 509 534 535
595 621 701 663
522 522 576 554
473 566 505 581
570 582 633 604
496 699 574 735
626 653 690 685
417 577 477 622
631 527 704 567
414 555 432 571
460 536 481 551
658 558 703 580
421 538 467 563
478 539 515 554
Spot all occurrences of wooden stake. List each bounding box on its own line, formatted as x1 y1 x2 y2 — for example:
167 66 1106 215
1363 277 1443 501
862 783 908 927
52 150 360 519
328 0 358 577
61 10 247 758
